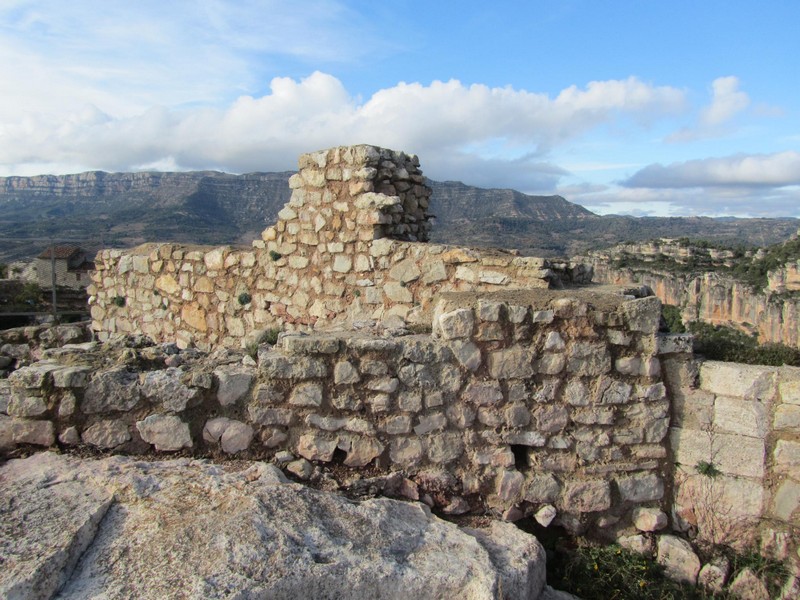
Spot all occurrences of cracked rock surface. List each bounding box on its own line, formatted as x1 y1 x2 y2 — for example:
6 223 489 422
1 452 548 599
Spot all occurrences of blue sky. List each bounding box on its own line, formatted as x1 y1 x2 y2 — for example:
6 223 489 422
1 0 798 218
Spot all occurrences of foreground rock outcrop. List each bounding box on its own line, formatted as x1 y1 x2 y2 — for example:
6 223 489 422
0 452 550 599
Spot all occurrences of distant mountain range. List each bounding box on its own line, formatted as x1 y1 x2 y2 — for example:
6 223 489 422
0 171 797 262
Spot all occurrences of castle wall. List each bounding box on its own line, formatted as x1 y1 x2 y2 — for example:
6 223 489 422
662 354 800 559
2 290 671 534
88 145 588 350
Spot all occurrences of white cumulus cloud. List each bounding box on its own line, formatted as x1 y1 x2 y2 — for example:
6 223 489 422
621 151 800 188
0 72 686 188
667 76 751 142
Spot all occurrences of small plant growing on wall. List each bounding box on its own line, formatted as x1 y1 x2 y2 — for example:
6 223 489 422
264 327 280 345
238 292 252 306
112 296 126 307
695 460 720 478
269 250 282 261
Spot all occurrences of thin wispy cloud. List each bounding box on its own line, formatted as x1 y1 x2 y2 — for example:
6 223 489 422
622 151 800 188
667 76 751 142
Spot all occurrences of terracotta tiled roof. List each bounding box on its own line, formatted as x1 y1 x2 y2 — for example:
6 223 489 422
37 245 82 260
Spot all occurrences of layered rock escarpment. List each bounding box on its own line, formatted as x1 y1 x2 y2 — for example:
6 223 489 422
585 241 800 348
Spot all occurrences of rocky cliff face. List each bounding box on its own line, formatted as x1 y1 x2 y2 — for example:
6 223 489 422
587 250 800 348
2 171 798 262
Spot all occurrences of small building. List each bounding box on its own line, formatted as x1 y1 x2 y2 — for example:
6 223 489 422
36 246 94 290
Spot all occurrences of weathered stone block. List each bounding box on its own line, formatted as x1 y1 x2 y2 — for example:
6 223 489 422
343 436 384 467
289 382 323 407
774 439 800 473
656 535 700 585
390 437 423 466
700 361 777 400
296 432 337 461
496 469 525 503
533 405 569 432
449 340 481 371
260 353 327 380
488 346 534 379
435 308 475 340
82 420 131 449
524 473 560 503
670 427 766 479
462 381 503 405
632 507 668 532
334 361 360 385
567 342 611 376
52 366 92 388
714 395 768 438
142 368 201 412
426 432 464 464
7 391 48 418
561 480 611 513
621 296 661 333
616 473 664 502
83 368 141 414
136 414 192 451
774 404 800 429
414 412 447 435
382 415 412 435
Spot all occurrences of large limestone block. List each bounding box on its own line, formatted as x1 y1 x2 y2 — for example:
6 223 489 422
82 367 141 414
82 420 131 449
713 395 769 438
213 366 255 407
488 346 535 379
699 361 777 400
19 454 544 600
0 453 113 600
669 427 765 479
135 414 192 451
656 535 700 585
620 296 661 333
140 368 200 412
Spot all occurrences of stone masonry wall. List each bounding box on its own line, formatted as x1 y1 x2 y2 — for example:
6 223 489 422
663 352 800 561
88 145 590 349
2 290 668 535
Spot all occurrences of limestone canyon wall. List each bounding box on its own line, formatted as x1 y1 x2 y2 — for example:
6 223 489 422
589 259 800 348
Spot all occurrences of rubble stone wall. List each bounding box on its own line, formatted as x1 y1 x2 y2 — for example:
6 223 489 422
88 145 589 350
2 291 670 534
663 354 800 559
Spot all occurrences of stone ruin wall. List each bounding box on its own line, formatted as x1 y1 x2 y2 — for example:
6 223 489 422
88 145 589 350
664 355 800 560
3 290 677 538
3 144 798 568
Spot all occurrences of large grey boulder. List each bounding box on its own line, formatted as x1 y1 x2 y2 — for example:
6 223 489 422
0 453 549 599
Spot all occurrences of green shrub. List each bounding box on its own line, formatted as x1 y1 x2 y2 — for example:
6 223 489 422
661 304 686 333
695 460 721 478
237 292 252 305
547 543 699 599
264 327 280 345
269 250 282 261
112 296 126 307
13 282 42 307
690 321 800 366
